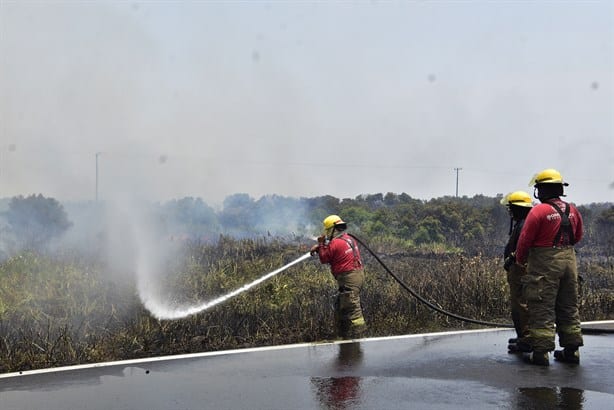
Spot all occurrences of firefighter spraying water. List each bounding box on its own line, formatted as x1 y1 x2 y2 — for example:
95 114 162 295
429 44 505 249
139 214 368 339
310 215 367 339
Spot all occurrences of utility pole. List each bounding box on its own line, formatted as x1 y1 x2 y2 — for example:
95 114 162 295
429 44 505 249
95 152 101 201
454 167 462 197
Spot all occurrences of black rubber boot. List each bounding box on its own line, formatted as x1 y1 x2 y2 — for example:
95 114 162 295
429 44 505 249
508 340 532 353
554 348 580 364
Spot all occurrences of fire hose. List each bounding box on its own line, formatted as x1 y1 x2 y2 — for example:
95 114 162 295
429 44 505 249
348 233 514 328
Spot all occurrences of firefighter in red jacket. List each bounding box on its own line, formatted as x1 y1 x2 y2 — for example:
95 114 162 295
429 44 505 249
515 169 584 366
311 215 366 339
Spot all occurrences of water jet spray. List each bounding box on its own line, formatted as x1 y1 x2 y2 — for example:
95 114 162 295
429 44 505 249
139 252 312 320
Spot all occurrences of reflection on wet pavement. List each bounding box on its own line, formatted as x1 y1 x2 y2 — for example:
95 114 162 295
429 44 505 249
516 387 585 409
312 343 363 409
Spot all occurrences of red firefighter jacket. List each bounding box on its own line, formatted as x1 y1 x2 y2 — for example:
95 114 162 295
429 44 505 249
515 198 583 265
317 233 363 277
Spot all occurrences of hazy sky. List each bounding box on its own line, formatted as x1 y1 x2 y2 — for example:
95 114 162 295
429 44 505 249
1 1 612 206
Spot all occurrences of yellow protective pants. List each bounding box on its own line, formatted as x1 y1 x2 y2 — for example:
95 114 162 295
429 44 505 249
334 269 366 338
522 247 583 352
507 263 529 340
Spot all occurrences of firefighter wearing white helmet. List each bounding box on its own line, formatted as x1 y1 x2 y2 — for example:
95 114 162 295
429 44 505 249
516 168 584 366
500 191 533 353
310 215 366 339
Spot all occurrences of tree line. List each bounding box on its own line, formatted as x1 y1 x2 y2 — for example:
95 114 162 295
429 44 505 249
1 192 613 260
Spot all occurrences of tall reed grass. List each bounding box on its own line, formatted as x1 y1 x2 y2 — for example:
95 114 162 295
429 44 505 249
1 238 612 373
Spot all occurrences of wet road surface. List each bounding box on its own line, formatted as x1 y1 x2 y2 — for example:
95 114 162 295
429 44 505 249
1 324 613 409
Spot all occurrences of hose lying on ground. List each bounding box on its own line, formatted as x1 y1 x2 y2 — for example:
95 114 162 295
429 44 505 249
349 234 614 333
348 233 513 328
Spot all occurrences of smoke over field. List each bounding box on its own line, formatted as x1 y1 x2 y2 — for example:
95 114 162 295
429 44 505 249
0 191 315 320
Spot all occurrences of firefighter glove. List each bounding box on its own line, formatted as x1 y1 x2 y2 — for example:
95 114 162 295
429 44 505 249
310 244 320 256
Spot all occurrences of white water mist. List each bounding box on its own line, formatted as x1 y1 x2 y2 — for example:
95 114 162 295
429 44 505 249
95 197 312 321
138 252 312 320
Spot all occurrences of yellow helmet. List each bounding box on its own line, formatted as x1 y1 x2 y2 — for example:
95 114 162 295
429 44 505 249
529 168 569 187
500 191 534 208
323 215 345 231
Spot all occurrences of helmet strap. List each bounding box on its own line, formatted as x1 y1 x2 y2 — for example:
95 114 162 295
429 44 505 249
325 227 335 241
508 216 513 236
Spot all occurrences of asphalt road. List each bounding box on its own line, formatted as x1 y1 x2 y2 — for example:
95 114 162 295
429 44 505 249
1 324 613 410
